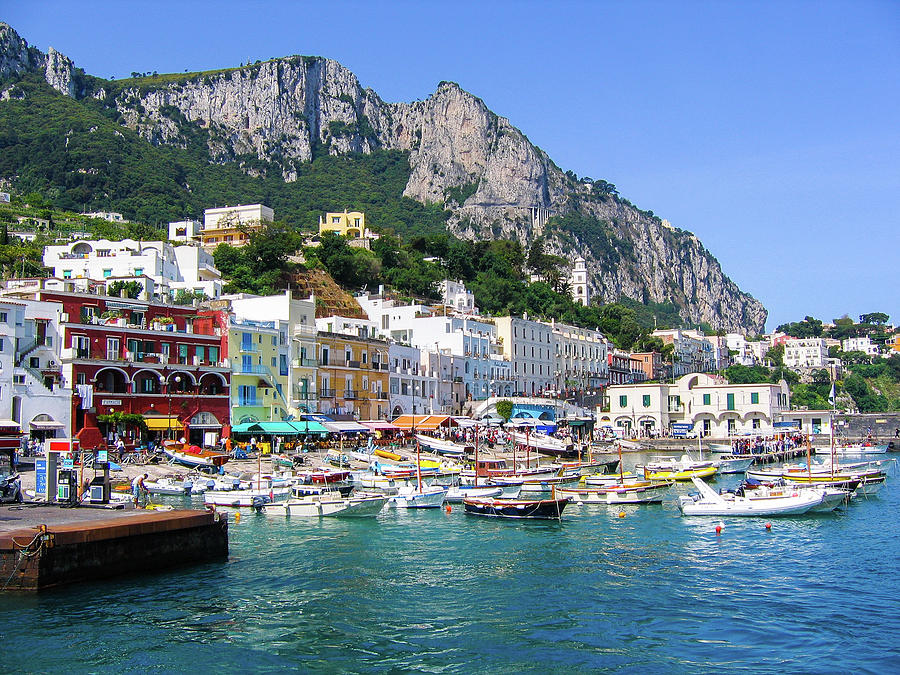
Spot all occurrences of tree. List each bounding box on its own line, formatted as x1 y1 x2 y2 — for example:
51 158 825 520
765 344 784 367
107 280 142 299
495 399 513 423
860 312 889 325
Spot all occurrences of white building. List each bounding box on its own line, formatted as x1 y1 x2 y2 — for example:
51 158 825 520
0 299 72 439
570 256 590 307
168 219 202 244
43 239 224 301
602 373 791 438
550 320 609 392
439 280 477 315
84 211 127 223
783 338 828 369
842 336 879 356
387 343 437 417
494 315 555 396
652 329 716 375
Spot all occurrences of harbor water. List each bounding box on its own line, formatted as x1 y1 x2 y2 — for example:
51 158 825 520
3 461 899 674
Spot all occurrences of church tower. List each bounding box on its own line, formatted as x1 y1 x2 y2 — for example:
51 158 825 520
571 256 590 306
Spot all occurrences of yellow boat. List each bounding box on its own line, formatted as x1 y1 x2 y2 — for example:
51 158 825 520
643 466 718 481
374 448 403 461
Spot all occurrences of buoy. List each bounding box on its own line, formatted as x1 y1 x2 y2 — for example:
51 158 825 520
618 511 626 518
445 504 452 513
765 522 772 530
235 512 241 523
715 524 722 534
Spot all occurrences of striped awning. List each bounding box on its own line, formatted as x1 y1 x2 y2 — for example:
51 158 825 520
391 414 452 431
359 420 400 431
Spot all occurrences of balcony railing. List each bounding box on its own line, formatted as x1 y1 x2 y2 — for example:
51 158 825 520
319 388 336 398
292 358 318 368
237 364 274 377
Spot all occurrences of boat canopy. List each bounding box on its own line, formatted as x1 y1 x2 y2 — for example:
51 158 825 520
391 414 454 431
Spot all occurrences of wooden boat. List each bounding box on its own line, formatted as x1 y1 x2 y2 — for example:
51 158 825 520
162 441 229 470
637 454 718 481
463 496 569 519
414 434 471 457
678 476 825 516
262 492 387 517
557 480 671 505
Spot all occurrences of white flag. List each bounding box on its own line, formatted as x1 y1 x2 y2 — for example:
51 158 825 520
828 383 835 406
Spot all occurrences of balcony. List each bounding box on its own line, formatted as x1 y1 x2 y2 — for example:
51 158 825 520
292 358 318 368
343 389 358 400
319 388 336 398
347 360 360 369
237 364 275 377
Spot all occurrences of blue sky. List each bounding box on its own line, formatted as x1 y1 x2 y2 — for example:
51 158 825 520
5 0 899 332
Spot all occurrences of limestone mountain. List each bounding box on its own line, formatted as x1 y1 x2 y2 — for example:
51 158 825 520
0 23 766 332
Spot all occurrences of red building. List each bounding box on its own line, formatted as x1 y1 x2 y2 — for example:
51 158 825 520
34 291 231 449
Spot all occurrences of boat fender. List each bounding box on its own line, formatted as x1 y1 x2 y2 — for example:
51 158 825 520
445 504 452 513
235 512 241 523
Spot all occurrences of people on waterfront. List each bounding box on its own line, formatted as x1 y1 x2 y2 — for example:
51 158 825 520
131 473 148 508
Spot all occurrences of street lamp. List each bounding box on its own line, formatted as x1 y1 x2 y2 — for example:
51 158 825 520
161 373 182 441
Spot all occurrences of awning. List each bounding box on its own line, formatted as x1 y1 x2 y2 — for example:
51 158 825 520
0 420 21 432
359 420 400 431
145 417 182 430
287 420 329 435
231 421 329 435
255 421 304 435
29 420 65 430
391 414 452 431
321 420 371 433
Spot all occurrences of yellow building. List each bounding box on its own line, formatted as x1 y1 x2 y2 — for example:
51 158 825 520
889 335 900 354
229 318 291 424
318 210 366 239
317 331 390 420
202 204 274 249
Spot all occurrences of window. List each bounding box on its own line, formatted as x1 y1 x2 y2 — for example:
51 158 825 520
643 394 651 407
726 393 735 411
752 418 761 430
271 356 277 368
208 346 218 364
238 385 257 406
0 312 6 322
272 335 277 346
751 392 759 404
134 268 143 276
178 343 188 364
62 270 72 279
619 395 627 407
703 393 711 406
102 269 112 278
74 335 90 359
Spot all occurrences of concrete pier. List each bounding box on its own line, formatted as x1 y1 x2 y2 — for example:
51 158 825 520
0 506 228 591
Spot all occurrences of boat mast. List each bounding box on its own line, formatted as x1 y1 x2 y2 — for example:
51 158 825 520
416 439 423 494
618 441 624 483
474 423 479 487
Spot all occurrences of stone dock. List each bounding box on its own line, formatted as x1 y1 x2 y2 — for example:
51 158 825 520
0 505 228 592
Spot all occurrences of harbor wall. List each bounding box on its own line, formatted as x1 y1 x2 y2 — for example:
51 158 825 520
0 510 228 591
833 413 900 443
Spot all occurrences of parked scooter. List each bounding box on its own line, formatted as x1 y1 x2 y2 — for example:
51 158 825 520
0 472 22 503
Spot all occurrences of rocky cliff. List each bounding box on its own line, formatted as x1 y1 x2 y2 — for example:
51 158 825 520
0 23 766 332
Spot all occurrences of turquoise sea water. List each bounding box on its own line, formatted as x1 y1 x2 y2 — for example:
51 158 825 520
3 463 900 674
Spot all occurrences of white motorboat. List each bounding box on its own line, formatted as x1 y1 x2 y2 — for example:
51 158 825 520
414 434 471 457
445 485 504 503
815 443 888 456
263 492 387 517
386 485 447 509
509 431 575 458
679 476 825 516
714 455 755 474
144 476 193 496
707 443 735 453
204 486 291 507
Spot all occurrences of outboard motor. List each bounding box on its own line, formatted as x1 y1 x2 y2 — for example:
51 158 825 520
251 495 266 512
0 473 22 503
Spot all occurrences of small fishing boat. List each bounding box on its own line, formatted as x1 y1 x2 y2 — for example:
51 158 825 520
463 496 570 519
374 448 403 461
162 441 229 470
445 485 505 503
262 492 387 518
144 476 193 496
387 484 447 509
707 443 734 454
678 476 825 516
637 455 718 481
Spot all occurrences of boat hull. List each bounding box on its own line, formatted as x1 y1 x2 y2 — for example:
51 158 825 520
265 495 387 518
463 497 569 519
